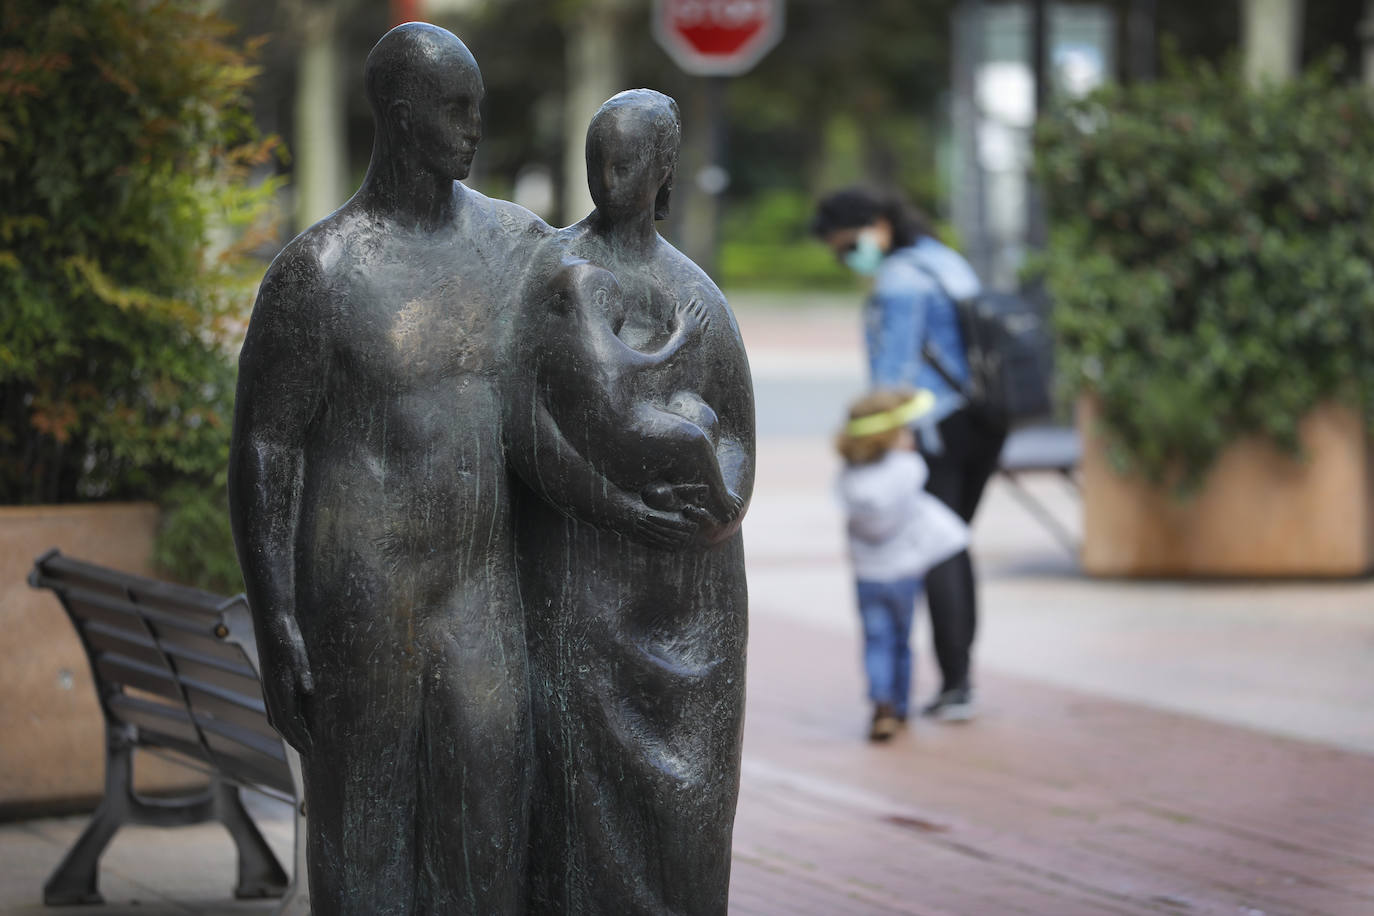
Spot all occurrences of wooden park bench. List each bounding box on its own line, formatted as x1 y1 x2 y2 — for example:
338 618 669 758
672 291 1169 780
28 549 308 914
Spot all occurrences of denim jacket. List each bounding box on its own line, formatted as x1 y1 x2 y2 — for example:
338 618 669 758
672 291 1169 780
863 237 980 450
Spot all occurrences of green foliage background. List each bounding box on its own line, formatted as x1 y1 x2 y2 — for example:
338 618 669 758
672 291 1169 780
717 190 857 291
1034 60 1374 489
0 0 279 591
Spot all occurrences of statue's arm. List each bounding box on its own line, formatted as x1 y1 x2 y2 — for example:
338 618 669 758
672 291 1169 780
689 290 757 546
625 296 710 365
509 390 698 550
226 251 330 755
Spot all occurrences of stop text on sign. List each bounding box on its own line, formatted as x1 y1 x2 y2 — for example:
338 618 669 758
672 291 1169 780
653 0 785 77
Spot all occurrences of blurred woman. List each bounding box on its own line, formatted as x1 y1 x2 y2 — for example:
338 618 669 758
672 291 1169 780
813 187 1007 721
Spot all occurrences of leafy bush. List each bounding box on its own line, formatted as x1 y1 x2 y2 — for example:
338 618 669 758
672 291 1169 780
0 0 280 591
718 189 859 290
1034 60 1374 489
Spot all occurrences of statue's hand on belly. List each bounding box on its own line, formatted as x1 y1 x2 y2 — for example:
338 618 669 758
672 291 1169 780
647 481 744 527
601 484 701 550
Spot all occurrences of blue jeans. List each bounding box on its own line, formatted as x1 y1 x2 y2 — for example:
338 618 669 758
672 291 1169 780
855 576 924 718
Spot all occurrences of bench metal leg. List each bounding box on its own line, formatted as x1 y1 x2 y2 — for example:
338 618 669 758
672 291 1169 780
42 799 121 904
43 730 135 905
215 781 289 899
998 468 1081 558
44 723 290 907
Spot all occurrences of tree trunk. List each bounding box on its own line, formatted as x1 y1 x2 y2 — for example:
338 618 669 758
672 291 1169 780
294 2 348 231
1241 0 1304 86
1127 0 1158 83
675 77 728 277
562 4 626 226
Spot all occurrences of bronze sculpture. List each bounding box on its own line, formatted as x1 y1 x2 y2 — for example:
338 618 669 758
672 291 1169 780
508 88 754 915
229 24 753 915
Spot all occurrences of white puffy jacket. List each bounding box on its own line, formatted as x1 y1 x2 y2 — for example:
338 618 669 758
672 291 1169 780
837 450 970 583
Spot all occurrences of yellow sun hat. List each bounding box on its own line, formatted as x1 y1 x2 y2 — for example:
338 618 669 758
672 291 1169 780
843 389 937 438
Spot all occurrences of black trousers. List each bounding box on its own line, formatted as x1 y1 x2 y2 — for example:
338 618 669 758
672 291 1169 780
919 406 1007 695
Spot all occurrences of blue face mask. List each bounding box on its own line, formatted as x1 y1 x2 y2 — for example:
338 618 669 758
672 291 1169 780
843 231 885 277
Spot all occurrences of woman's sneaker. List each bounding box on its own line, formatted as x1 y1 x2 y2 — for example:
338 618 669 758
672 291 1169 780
869 703 901 742
921 688 976 722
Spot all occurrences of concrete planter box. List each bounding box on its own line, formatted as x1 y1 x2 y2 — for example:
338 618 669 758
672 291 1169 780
1080 399 1374 577
0 502 206 814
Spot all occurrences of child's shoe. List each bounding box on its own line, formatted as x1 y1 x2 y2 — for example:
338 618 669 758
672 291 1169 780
868 703 901 742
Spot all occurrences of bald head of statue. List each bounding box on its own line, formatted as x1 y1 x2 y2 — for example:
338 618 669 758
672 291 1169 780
363 22 484 182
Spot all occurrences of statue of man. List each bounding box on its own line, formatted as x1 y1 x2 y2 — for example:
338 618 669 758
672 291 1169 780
228 23 546 914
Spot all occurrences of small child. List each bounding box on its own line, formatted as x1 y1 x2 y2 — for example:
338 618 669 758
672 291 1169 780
836 389 970 742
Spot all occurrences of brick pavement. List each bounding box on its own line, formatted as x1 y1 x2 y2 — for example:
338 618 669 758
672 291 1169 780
11 641 1373 916
731 611 1374 916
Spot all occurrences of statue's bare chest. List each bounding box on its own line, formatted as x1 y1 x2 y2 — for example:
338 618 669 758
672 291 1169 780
329 243 503 393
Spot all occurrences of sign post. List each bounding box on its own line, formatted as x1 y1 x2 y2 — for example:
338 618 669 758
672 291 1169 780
653 0 784 274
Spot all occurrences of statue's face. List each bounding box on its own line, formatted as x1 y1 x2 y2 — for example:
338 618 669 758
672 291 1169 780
587 111 666 220
409 60 484 181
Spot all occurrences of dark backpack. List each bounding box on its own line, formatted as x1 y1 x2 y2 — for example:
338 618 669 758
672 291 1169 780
917 271 1055 425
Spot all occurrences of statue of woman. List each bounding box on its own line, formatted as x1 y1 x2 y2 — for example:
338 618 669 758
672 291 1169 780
506 89 755 915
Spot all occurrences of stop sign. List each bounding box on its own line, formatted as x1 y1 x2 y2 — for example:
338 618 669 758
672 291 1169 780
653 0 785 77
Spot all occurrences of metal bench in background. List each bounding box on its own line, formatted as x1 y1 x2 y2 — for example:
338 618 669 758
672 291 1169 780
28 550 308 914
996 425 1082 558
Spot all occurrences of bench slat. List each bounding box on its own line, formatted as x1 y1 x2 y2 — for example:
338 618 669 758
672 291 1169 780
61 593 149 641
172 661 263 701
106 694 215 767
149 621 252 669
200 737 295 797
81 620 258 683
39 553 225 616
83 621 168 674
111 688 289 794
194 713 289 764
91 654 275 741
127 582 228 618
48 580 216 638
94 652 184 705
186 689 279 742
194 713 294 795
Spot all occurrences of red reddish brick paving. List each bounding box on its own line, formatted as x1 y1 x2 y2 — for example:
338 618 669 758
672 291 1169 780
729 612 1374 915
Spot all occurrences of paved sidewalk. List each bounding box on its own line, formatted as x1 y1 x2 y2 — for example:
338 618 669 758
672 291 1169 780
10 598 1373 915
732 613 1374 916
3 298 1373 914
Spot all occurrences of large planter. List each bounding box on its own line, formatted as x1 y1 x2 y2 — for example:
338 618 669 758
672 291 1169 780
1080 400 1374 577
0 503 206 814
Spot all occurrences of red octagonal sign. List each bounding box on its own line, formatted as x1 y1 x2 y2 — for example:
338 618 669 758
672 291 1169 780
653 0 785 77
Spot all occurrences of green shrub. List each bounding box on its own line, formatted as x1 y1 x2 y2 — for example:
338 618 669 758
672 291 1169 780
718 189 858 291
0 0 280 591
1034 59 1374 489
